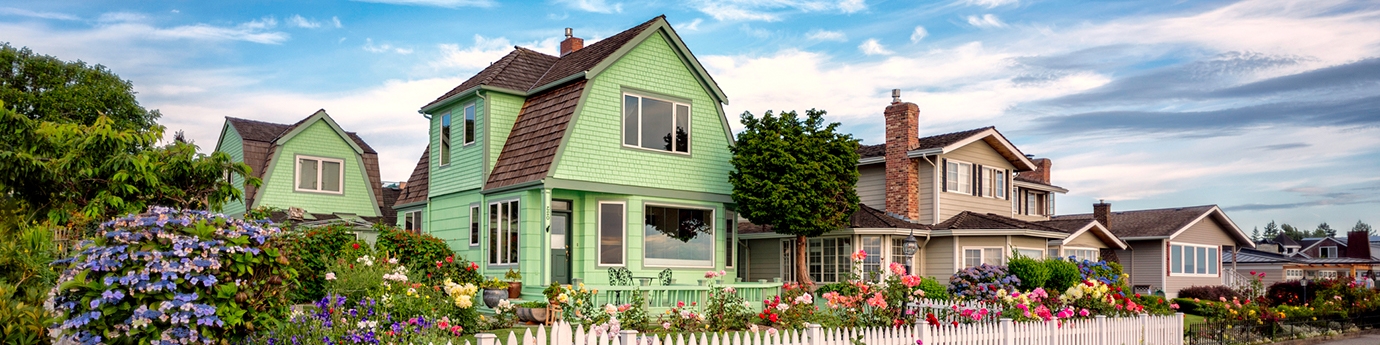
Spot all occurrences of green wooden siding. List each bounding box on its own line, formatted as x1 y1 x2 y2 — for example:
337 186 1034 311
394 205 426 230
486 92 525 173
217 123 247 216
553 32 734 195
555 190 735 285
254 119 379 216
430 96 486 195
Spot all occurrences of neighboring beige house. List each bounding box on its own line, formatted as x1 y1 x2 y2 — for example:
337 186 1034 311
736 91 1125 284
1232 232 1379 288
1054 204 1254 298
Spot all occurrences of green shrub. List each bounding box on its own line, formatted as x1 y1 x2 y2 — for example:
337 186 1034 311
281 224 359 303
48 207 298 343
815 282 860 297
1043 258 1081 292
916 276 950 300
374 225 455 283
1172 298 1207 315
1177 285 1243 301
0 282 51 344
1007 255 1049 290
323 251 388 303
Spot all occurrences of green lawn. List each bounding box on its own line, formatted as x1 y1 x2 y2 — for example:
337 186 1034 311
1183 313 1205 328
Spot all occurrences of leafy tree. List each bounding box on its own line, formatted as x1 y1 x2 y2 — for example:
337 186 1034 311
729 109 859 287
1316 222 1335 238
1281 223 1303 241
0 103 259 226
1353 220 1374 237
1262 221 1280 240
0 43 159 131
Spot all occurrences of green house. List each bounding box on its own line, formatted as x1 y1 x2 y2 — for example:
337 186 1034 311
214 110 397 238
396 16 762 302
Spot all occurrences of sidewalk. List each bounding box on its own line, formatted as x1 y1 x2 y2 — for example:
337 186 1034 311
1316 334 1380 345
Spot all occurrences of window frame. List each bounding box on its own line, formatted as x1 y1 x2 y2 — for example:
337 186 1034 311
597 201 627 267
725 211 736 269
641 202 715 268
1320 246 1338 258
962 246 1006 268
487 199 520 266
994 169 1007 199
463 102 476 146
293 155 345 194
1284 269 1303 281
439 113 452 166
1169 242 1219 277
1014 247 1044 260
945 160 973 194
1062 247 1099 262
621 92 693 155
807 237 852 283
781 238 796 282
402 211 424 234
469 205 480 246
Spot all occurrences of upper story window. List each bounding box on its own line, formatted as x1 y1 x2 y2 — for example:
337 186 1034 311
295 155 343 194
463 103 476 145
1320 246 1338 258
402 211 423 234
1022 191 1050 216
623 93 691 153
945 160 972 194
981 167 1007 199
440 113 452 166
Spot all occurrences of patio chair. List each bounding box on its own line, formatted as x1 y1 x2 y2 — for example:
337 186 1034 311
608 267 633 303
659 268 673 286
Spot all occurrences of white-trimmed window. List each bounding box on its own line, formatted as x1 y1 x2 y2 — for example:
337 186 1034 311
622 93 691 153
1016 248 1044 259
781 239 796 282
859 236 884 281
403 211 423 234
295 156 344 194
469 205 480 246
1319 270 1338 279
1320 246 1338 258
488 200 519 265
440 113 452 166
1169 243 1218 276
946 160 973 194
643 204 713 267
891 238 912 270
963 247 1005 268
463 103 476 145
598 202 626 266
1285 269 1303 281
981 167 1007 198
808 237 852 283
1063 248 1098 262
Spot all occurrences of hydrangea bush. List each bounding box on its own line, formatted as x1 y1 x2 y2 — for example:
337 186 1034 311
47 207 297 344
948 264 1021 301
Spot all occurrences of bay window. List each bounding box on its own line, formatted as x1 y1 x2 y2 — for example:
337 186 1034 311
859 236 883 281
623 93 691 153
643 205 713 267
808 237 852 283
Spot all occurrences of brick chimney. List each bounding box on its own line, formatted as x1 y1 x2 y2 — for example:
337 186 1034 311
560 28 583 56
884 89 921 221
1348 231 1372 259
1093 201 1111 231
1032 158 1052 184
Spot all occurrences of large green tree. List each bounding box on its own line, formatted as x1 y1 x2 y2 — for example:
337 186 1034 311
729 109 860 287
1315 222 1335 238
1262 221 1279 240
0 43 159 132
1352 220 1373 237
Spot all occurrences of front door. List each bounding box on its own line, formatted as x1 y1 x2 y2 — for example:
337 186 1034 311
551 212 572 285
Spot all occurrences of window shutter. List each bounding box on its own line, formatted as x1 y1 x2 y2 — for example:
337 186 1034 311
972 164 980 196
941 158 948 192
976 165 984 196
1004 169 1011 200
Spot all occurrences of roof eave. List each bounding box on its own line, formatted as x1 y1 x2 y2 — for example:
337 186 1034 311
857 148 941 166
420 85 529 114
1013 180 1069 193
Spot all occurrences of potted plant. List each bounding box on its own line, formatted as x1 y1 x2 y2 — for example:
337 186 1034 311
518 301 549 324
504 268 523 298
481 277 508 309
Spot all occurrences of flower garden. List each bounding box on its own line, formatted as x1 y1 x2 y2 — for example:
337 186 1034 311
1175 271 1380 344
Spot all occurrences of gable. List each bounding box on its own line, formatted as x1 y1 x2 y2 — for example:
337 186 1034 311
254 119 381 217
1170 215 1235 246
942 139 1017 171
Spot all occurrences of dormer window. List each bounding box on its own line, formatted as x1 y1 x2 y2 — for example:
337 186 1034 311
1321 246 1337 258
623 93 691 153
295 155 344 194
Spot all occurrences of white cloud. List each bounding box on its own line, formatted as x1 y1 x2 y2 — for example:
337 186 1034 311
966 14 1006 28
961 0 1018 8
694 0 869 22
430 35 560 71
554 0 623 13
332 16 343 28
171 9 179 14
287 15 321 29
857 38 891 55
910 26 928 43
350 0 496 8
0 7 78 20
681 18 704 31
363 38 413 54
97 12 148 23
806 29 847 42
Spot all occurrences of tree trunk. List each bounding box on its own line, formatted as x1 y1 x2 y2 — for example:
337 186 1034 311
796 234 813 288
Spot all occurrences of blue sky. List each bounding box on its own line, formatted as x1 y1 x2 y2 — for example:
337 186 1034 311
3 0 1378 233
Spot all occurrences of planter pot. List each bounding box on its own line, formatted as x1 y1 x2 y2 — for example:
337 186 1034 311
482 288 507 309
516 307 533 322
507 282 523 298
531 307 548 324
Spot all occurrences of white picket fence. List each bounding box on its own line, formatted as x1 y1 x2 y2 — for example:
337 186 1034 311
466 313 1183 345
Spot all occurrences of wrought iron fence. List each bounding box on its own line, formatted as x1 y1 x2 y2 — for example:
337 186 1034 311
1185 313 1380 345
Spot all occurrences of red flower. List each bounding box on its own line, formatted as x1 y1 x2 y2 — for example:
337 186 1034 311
352 243 360 250
769 314 779 323
926 313 940 327
446 256 454 263
436 261 443 269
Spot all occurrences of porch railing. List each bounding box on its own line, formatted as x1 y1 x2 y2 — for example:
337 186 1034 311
580 282 783 313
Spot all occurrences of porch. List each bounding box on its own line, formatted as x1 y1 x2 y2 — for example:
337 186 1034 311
576 281 783 313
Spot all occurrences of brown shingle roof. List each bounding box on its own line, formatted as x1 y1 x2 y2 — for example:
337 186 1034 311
1273 233 1301 247
1053 205 1217 239
858 126 993 158
394 146 430 207
484 80 586 189
737 204 928 234
379 186 400 225
421 16 662 111
1036 219 1098 234
932 211 1067 233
